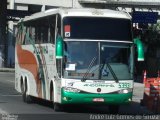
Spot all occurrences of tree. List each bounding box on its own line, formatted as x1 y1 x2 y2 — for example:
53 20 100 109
146 21 160 44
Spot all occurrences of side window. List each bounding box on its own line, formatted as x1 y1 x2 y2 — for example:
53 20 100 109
25 27 30 45
22 26 26 45
33 16 56 44
48 16 56 44
41 26 48 43
56 15 62 78
15 25 21 45
22 24 35 45
57 14 61 36
30 26 35 44
19 15 58 45
35 24 48 44
16 24 26 45
35 24 41 44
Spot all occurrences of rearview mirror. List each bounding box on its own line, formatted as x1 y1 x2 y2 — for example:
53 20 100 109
134 38 144 61
56 35 63 59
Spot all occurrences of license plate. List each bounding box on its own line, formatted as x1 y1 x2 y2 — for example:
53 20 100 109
93 98 104 102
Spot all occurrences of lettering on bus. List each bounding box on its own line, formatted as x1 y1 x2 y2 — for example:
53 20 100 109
84 84 115 87
33 46 48 54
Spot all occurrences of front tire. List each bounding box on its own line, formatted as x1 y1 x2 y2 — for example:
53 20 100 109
54 103 62 112
50 86 62 112
50 86 55 108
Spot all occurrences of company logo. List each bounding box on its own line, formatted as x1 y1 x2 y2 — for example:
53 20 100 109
97 88 101 92
84 84 115 87
33 46 48 54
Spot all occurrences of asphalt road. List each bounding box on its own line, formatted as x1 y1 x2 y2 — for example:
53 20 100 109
0 72 154 120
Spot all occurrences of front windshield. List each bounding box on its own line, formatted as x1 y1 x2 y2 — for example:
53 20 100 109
63 41 133 80
100 42 133 80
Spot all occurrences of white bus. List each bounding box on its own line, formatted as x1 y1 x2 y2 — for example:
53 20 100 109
15 8 144 113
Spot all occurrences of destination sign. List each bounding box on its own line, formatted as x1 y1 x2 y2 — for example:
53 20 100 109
132 11 158 24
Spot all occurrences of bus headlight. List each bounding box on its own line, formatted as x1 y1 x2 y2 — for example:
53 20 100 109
118 88 132 94
63 87 81 93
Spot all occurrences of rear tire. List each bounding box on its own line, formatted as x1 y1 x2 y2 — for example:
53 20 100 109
21 82 32 103
22 83 26 102
108 105 119 114
25 94 32 103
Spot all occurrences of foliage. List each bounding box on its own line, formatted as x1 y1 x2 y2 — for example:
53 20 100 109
146 21 160 44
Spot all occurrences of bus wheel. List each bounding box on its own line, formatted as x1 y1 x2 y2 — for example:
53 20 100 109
22 83 26 102
54 103 62 112
25 94 32 103
108 105 119 114
50 85 54 107
50 84 62 111
21 82 32 103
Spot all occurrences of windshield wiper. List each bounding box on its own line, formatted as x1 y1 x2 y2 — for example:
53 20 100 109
102 60 119 83
81 56 97 82
106 62 119 83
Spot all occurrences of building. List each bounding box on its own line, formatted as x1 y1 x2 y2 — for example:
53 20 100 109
6 0 80 67
5 0 160 67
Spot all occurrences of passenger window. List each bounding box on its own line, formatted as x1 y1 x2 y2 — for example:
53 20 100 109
22 15 57 45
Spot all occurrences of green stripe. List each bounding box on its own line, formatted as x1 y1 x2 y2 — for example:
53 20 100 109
61 89 132 105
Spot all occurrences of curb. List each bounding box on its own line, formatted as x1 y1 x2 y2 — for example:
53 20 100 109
0 68 15 72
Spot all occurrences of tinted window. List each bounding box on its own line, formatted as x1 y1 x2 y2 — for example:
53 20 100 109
63 17 132 41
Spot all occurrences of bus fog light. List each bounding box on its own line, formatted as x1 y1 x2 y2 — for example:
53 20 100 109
128 98 131 101
123 89 128 93
63 97 67 101
119 88 132 94
63 97 72 101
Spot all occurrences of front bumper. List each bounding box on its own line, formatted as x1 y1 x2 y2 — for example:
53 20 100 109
61 89 132 105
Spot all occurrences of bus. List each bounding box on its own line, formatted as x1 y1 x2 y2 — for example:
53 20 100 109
15 8 144 113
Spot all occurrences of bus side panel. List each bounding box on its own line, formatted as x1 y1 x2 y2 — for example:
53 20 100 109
52 78 62 103
15 46 23 93
15 64 22 93
15 44 57 101
16 45 41 98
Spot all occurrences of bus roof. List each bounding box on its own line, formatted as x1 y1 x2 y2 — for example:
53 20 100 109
22 8 131 22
